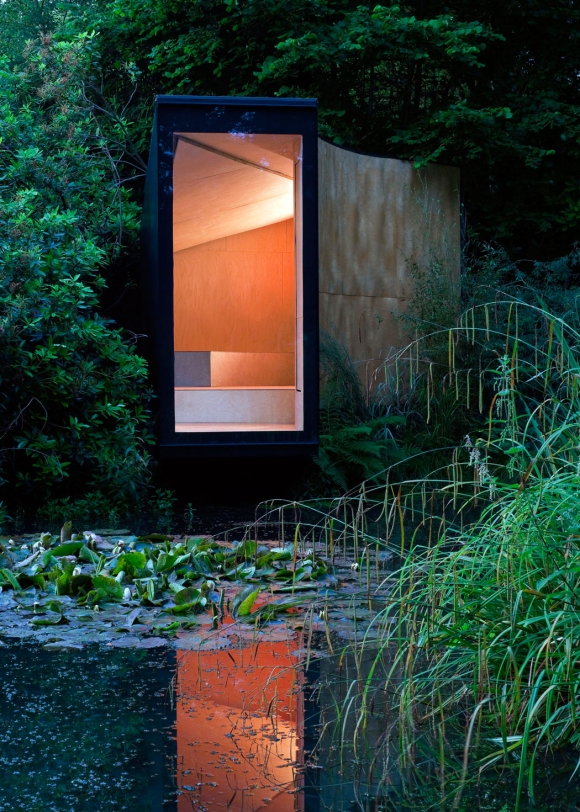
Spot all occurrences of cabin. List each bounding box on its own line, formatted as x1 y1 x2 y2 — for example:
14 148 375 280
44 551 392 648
142 96 319 457
142 96 461 458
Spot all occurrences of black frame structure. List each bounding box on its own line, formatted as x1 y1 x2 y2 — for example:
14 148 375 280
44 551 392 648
142 96 319 458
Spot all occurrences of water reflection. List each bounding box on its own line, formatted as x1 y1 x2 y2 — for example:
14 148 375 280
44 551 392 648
4 632 577 812
175 641 303 811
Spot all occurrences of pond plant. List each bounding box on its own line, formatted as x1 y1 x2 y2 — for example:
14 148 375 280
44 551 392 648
0 525 333 650
273 296 580 809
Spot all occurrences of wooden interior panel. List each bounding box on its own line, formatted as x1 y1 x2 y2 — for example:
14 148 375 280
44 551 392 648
211 352 295 387
175 389 295 424
173 139 293 250
225 218 287 253
176 132 301 174
174 219 295 354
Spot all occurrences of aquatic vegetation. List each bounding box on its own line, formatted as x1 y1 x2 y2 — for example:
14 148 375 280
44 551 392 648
0 527 332 648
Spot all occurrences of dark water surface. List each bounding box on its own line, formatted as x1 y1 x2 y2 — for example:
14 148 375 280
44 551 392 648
2 640 580 812
0 643 176 812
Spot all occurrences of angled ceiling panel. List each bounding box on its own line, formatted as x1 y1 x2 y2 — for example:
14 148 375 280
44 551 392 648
173 135 297 251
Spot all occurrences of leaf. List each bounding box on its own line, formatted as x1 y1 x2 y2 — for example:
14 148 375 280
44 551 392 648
164 601 201 615
71 574 93 594
79 545 101 565
233 585 260 616
78 587 108 606
174 587 201 605
0 568 20 591
56 572 71 595
112 551 147 576
124 608 141 626
31 614 67 627
155 552 178 573
146 579 155 602
92 574 124 601
50 542 85 557
154 621 180 633
139 534 173 542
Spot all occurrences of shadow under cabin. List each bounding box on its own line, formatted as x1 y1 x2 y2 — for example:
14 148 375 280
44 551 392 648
142 97 319 457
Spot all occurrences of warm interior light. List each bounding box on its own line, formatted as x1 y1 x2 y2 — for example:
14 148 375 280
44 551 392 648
173 133 303 432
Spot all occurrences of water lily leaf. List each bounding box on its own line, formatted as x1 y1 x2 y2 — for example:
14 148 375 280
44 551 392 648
257 550 292 566
174 587 201 606
55 572 71 595
41 550 57 568
19 573 46 590
138 637 166 649
146 579 155 602
31 614 67 627
272 569 294 581
233 585 260 617
124 608 141 626
164 601 200 615
156 552 178 573
79 545 101 565
233 540 258 560
79 587 108 605
0 568 21 590
138 533 173 542
71 574 92 595
50 542 85 557
112 551 147 577
43 641 83 651
189 556 212 575
92 574 124 601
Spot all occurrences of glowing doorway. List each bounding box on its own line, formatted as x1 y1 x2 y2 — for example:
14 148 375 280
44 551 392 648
172 133 303 433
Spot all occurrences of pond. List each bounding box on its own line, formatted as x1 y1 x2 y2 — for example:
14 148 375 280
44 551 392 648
2 631 580 812
2 527 580 812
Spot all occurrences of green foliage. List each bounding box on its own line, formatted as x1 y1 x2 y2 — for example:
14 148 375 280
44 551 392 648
312 333 408 493
107 0 580 259
0 529 328 615
297 297 580 809
0 32 152 507
318 418 406 492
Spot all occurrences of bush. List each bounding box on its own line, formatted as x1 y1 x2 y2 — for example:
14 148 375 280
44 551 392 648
0 32 152 510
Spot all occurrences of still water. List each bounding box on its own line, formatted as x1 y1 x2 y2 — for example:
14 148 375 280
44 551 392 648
1 638 580 812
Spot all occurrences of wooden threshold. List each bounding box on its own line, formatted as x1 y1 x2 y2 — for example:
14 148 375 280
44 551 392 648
174 386 295 391
175 422 296 433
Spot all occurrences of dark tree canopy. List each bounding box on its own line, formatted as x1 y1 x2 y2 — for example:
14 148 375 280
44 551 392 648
106 0 580 261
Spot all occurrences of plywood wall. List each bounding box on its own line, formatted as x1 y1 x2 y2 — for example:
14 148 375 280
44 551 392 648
174 218 295 354
318 140 461 390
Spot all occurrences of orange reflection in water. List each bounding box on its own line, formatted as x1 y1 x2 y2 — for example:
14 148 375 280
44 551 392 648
176 639 303 812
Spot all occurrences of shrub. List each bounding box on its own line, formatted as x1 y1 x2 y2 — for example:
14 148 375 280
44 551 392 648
0 32 152 509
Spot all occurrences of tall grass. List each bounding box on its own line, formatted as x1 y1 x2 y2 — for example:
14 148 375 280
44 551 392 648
256 294 580 808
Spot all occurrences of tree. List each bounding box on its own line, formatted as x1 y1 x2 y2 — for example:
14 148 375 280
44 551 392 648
107 0 580 261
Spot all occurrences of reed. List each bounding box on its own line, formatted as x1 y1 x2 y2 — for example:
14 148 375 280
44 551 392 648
256 295 580 808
